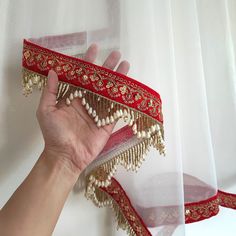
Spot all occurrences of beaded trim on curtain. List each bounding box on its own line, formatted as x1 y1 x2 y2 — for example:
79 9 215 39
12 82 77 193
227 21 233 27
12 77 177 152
21 35 165 235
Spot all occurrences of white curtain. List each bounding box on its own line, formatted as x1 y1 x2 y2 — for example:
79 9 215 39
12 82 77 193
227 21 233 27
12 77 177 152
0 0 235 235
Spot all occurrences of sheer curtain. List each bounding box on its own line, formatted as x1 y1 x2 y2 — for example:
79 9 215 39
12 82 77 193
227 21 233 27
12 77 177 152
0 0 235 235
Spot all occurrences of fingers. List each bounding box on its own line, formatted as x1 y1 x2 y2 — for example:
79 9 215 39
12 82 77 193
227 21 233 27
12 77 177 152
116 60 130 75
83 44 98 63
102 51 121 69
38 70 58 112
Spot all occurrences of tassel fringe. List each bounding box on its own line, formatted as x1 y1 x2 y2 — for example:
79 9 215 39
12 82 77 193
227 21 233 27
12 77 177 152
90 187 137 236
22 68 165 140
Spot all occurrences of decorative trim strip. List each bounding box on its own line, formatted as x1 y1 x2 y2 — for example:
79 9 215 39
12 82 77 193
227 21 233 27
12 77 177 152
21 36 165 236
97 178 236 235
22 39 163 123
99 178 152 236
185 194 219 223
218 190 236 210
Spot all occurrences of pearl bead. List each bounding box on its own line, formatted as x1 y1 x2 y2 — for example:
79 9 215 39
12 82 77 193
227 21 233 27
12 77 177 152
92 110 96 117
94 116 99 122
137 131 141 138
69 93 74 101
88 107 93 115
132 123 137 131
97 120 101 127
66 98 71 105
116 110 121 118
82 98 86 106
141 131 146 138
101 119 106 126
85 103 90 110
78 90 82 98
106 117 110 125
74 90 79 98
28 79 33 86
110 116 114 123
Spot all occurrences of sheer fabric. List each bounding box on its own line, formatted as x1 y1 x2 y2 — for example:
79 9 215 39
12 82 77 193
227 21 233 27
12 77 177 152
0 0 235 236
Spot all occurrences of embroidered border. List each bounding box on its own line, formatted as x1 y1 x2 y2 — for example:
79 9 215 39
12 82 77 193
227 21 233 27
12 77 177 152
100 178 152 236
100 179 236 233
185 195 219 223
218 190 236 210
22 40 163 123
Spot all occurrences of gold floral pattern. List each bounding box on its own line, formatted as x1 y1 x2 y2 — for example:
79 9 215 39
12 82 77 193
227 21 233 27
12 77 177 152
218 190 236 210
185 195 219 223
22 40 163 123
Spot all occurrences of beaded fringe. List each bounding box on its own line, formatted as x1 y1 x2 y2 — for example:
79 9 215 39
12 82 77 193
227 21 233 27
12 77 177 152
91 187 137 236
22 68 164 141
22 68 165 235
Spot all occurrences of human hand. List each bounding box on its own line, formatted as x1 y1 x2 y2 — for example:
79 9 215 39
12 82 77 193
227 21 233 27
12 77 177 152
36 45 130 175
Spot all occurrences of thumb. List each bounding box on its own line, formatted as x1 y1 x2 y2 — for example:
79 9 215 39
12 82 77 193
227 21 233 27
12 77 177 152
39 70 58 110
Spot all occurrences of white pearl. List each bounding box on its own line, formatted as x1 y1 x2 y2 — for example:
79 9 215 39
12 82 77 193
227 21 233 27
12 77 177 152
88 107 93 115
74 90 79 97
94 116 99 122
106 117 110 125
33 76 38 84
137 131 141 138
28 79 33 86
69 93 74 101
85 103 90 110
151 125 156 132
66 98 71 105
116 110 121 118
101 119 106 126
92 110 96 117
78 90 82 98
82 98 86 105
132 123 137 131
128 119 133 126
110 116 114 123
97 120 101 127
141 131 146 138
113 112 118 120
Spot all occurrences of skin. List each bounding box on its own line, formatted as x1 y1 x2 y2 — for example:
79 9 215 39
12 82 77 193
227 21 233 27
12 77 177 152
0 44 130 236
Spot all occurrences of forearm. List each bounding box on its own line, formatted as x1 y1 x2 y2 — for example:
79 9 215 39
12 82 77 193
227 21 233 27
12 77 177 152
0 149 80 236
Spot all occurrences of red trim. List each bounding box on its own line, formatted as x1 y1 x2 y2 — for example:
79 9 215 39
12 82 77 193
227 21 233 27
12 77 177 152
100 178 152 236
22 39 163 122
185 194 219 223
218 190 236 210
100 179 236 232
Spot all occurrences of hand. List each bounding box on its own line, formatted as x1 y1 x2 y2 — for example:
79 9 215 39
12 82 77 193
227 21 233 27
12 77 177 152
36 45 130 175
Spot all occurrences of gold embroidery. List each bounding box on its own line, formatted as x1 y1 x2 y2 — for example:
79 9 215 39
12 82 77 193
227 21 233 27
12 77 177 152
218 191 236 209
185 197 219 223
90 179 151 236
23 44 163 122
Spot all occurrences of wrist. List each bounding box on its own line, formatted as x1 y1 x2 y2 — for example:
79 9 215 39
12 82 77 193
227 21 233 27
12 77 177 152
41 146 81 179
